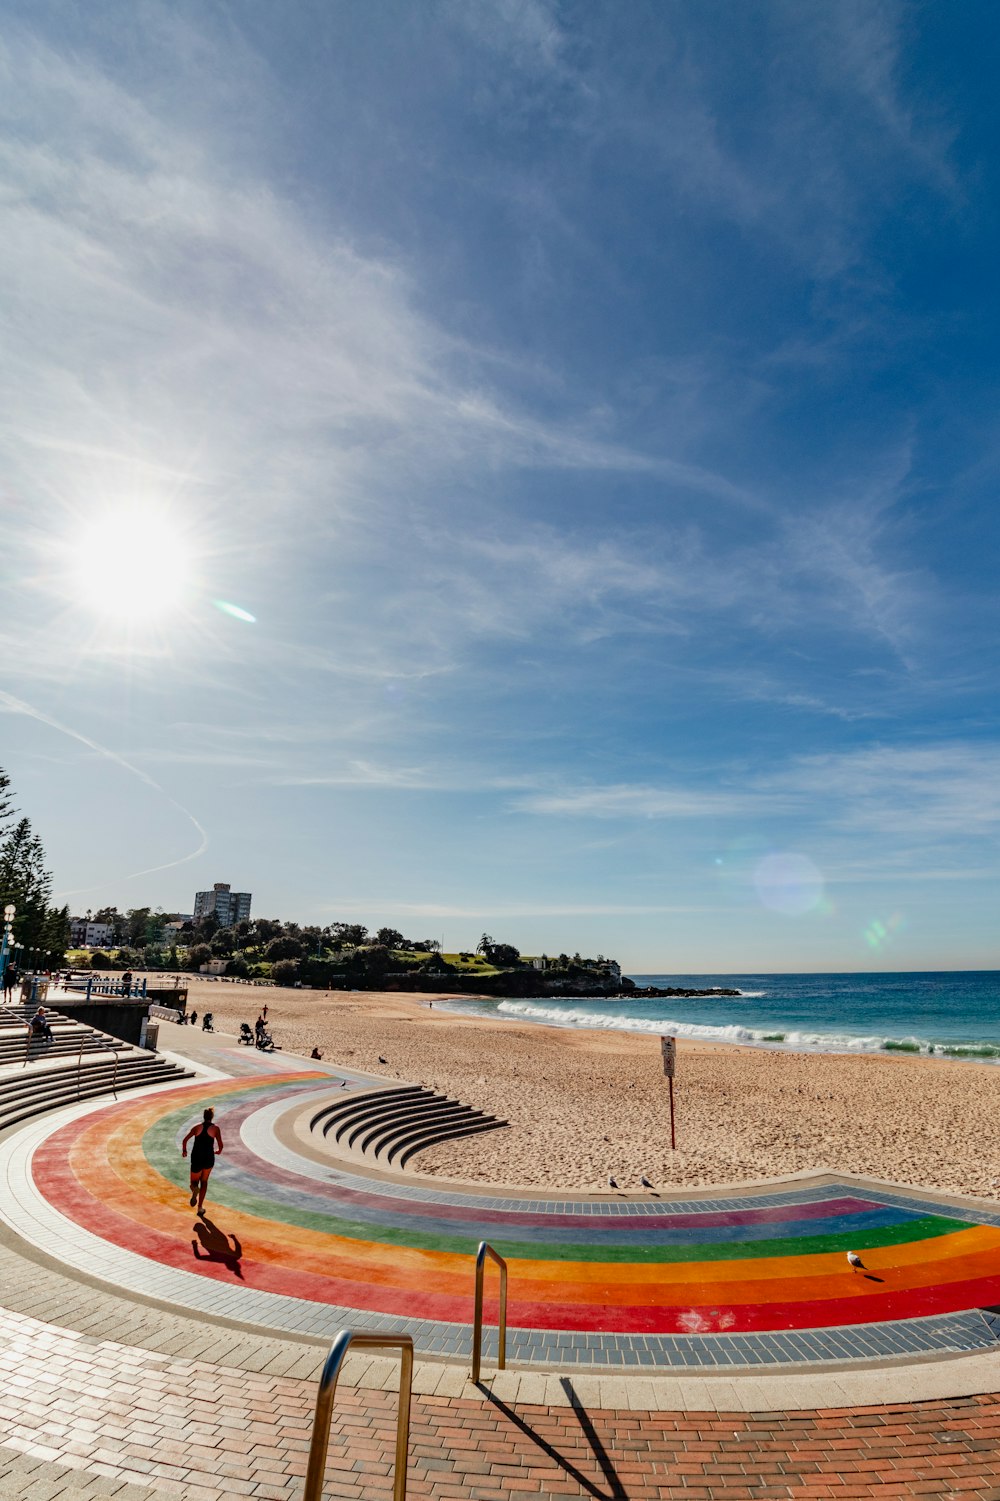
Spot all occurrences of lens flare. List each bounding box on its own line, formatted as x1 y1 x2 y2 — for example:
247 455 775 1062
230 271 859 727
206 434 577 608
864 912 905 950
213 600 256 624
753 852 824 916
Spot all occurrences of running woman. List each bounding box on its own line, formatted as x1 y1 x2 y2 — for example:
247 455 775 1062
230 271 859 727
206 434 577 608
181 1107 224 1215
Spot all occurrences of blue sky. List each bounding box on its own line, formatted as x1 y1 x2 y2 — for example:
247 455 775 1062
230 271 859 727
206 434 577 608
2 1 999 971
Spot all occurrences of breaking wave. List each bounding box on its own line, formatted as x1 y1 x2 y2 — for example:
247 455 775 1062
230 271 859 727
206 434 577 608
490 999 1000 1060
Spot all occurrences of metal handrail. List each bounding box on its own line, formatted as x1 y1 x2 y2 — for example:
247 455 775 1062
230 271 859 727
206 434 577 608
302 1330 413 1501
471 1240 507 1384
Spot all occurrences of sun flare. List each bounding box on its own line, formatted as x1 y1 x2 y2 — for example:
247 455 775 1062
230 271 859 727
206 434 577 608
69 509 192 625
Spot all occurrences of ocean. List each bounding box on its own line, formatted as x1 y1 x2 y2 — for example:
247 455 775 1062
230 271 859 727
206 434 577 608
443 971 1000 1061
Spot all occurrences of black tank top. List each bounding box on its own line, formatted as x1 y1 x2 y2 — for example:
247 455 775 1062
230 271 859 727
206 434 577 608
190 1123 215 1171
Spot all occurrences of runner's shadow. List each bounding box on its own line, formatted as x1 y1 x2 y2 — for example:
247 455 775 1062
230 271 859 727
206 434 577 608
191 1216 244 1279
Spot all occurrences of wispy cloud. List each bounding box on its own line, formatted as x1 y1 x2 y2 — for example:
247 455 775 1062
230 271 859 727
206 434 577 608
315 899 721 919
514 784 763 821
0 690 209 892
776 743 1000 837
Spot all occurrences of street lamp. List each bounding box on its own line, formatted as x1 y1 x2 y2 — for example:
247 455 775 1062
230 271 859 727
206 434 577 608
0 905 15 994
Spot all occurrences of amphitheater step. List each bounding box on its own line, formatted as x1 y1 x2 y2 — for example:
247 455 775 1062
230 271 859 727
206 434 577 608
0 1006 194 1138
310 1083 507 1168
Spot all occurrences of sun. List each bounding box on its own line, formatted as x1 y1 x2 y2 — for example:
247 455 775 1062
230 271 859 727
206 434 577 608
69 508 193 624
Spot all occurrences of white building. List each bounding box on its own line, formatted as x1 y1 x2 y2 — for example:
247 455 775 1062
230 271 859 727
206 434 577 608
193 883 252 927
69 919 114 949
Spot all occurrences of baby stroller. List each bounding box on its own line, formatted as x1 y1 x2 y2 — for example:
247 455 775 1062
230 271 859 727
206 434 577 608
238 1022 255 1046
201 1012 214 1032
255 1028 276 1052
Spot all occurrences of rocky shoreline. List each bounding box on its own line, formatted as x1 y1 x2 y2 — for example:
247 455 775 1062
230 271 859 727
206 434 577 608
623 985 742 998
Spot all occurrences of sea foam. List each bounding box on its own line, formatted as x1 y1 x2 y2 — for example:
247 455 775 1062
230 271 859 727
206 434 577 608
491 999 996 1060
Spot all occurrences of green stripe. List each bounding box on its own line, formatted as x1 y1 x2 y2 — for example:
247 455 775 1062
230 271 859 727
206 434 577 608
142 1094 978 1264
146 1128 974 1263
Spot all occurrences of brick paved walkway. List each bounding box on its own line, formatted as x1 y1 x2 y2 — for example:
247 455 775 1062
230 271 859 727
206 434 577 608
324 1388 1000 1499
1 1301 999 1499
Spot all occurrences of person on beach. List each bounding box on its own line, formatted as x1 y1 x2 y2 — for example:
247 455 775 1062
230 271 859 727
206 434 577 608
181 1107 223 1216
1 969 16 1004
310 1046 323 1059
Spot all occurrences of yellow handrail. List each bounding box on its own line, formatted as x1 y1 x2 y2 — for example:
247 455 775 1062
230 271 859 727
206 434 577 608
302 1330 413 1501
471 1240 507 1384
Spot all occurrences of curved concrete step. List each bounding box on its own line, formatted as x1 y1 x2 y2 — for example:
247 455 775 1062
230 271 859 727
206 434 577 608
354 1095 471 1152
310 1085 421 1139
341 1092 439 1148
310 1082 507 1169
0 1065 193 1134
365 1101 489 1159
396 1114 508 1170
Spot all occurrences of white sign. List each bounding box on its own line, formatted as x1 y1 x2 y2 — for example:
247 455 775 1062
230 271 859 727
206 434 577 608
660 1035 676 1079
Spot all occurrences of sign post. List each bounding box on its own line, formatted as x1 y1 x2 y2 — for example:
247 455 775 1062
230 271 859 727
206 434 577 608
660 1035 677 1151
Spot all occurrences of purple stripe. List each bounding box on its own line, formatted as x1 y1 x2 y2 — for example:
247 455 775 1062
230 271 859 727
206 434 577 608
200 1091 880 1231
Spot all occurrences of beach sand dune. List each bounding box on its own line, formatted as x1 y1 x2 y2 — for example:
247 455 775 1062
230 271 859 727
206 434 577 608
166 979 1000 1197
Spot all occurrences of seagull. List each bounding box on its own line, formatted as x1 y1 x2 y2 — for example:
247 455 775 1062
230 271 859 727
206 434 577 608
640 1175 654 1190
608 1175 619 1190
378 1056 388 1064
847 1251 865 1272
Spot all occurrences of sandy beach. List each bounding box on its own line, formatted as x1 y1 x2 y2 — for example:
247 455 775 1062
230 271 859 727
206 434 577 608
155 977 1000 1198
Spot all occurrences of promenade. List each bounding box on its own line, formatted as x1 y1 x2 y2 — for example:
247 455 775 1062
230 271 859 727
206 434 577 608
0 1014 999 1497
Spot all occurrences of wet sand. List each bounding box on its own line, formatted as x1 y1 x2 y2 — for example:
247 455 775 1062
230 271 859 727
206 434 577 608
158 977 1000 1198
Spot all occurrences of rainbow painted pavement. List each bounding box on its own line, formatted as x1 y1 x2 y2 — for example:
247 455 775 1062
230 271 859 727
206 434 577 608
14 1070 1000 1369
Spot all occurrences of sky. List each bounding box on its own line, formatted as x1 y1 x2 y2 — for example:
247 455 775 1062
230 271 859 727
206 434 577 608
1 0 999 973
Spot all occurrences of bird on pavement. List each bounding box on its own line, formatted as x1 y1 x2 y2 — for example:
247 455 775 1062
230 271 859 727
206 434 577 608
608 1175 619 1190
847 1251 865 1271
640 1174 653 1189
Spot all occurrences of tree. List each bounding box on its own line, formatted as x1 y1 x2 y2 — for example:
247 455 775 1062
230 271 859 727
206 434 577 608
329 922 368 947
489 943 521 967
376 927 404 950
89 950 111 969
424 938 442 952
193 911 220 943
42 905 70 966
476 933 494 956
187 943 212 972
225 955 250 979
272 958 300 986
265 936 304 961
126 907 152 947
252 917 284 945
0 817 54 957
210 927 236 957
345 944 390 985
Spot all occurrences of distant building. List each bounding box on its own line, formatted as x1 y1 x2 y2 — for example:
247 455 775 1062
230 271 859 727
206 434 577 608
69 919 114 949
193 883 252 927
154 919 189 948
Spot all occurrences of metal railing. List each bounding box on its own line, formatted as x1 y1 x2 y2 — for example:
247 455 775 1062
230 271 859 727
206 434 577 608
302 1330 413 1501
471 1240 508 1384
